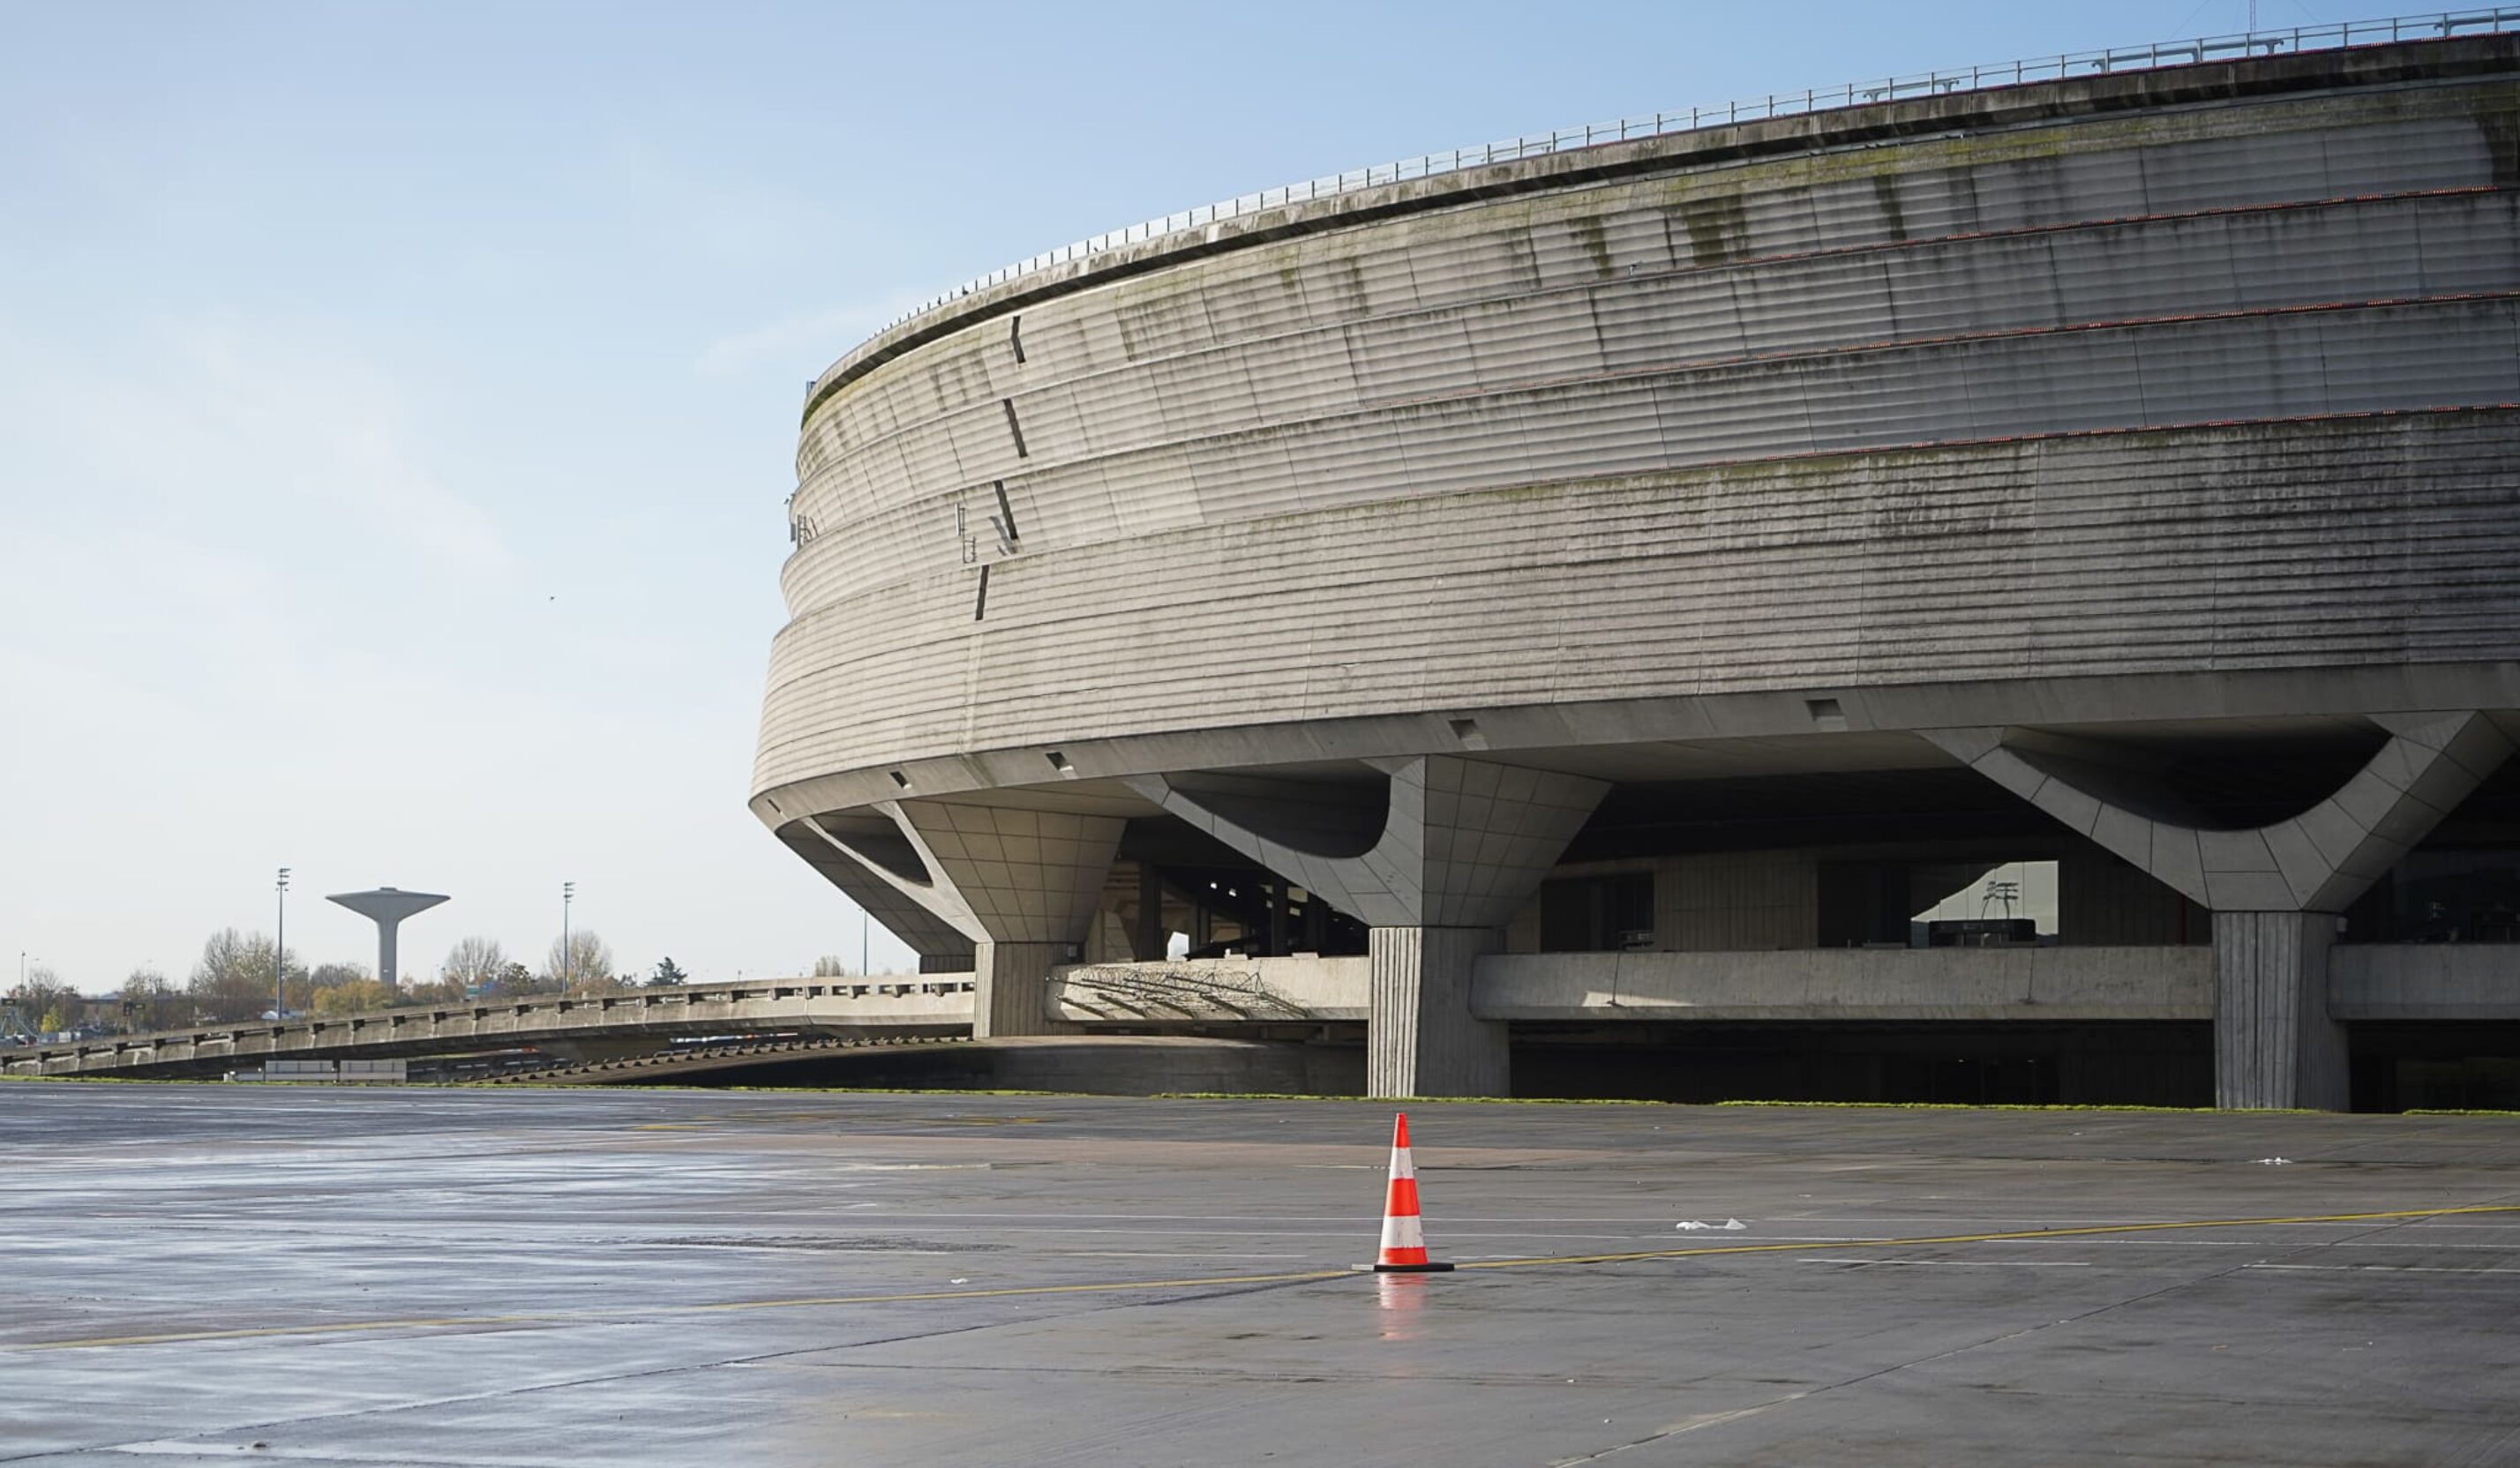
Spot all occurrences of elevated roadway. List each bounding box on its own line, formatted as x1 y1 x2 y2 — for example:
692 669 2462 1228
0 979 973 1080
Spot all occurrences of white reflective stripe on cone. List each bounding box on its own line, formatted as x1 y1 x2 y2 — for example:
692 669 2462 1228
1380 1210 1426 1252
1388 1146 1415 1180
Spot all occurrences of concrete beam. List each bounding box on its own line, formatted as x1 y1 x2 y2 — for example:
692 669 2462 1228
1924 713 2513 914
1127 758 1608 931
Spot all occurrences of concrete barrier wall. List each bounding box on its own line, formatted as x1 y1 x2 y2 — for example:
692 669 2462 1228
0 980 979 1078
1034 945 2520 1025
1473 947 2213 1022
2331 944 2520 1019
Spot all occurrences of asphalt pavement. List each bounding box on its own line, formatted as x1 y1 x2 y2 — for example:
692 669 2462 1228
5 1082 2519 1465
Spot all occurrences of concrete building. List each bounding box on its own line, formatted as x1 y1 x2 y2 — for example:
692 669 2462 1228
753 26 2520 1110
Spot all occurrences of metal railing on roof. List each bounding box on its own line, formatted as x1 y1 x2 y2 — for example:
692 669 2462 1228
843 9 2520 359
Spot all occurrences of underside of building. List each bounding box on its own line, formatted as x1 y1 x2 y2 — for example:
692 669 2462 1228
754 28 2520 1109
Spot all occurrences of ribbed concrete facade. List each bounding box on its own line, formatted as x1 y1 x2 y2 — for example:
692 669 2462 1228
756 35 2520 1107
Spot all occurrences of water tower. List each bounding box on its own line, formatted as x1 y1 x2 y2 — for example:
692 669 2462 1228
326 888 449 992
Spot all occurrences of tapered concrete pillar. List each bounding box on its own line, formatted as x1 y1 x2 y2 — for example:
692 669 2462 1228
892 803 1120 1039
1133 756 1608 1098
791 801 1122 1039
1369 926 1504 1098
1930 712 2513 1110
2215 911 2346 1110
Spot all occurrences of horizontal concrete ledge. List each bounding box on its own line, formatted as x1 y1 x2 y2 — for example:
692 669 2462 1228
1045 948 2220 1024
2332 945 2520 1020
20 945 2517 1078
1474 947 2214 1022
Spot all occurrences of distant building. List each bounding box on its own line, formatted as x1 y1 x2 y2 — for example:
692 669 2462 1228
754 28 2520 1110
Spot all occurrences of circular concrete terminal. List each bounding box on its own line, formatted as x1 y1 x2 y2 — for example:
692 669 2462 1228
753 32 2520 1111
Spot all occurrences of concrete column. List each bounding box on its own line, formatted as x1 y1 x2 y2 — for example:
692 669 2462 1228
973 940 1072 1038
1134 758 1606 1100
796 801 1123 1041
1369 925 1505 1098
2215 910 2347 1110
1929 714 2513 1110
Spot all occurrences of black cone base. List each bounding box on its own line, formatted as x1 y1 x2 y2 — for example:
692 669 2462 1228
1366 1261 1456 1272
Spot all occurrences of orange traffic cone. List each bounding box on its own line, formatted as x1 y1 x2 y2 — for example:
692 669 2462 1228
1369 1112 1454 1273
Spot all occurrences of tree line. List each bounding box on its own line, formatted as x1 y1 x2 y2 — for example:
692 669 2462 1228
6 929 709 1036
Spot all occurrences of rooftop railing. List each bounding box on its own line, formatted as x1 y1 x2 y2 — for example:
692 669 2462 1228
838 8 2520 361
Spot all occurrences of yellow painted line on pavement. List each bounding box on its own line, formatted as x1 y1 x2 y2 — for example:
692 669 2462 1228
21 1202 2520 1352
1453 1202 2520 1270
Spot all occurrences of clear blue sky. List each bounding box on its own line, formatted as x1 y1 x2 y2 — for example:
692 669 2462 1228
0 0 2351 992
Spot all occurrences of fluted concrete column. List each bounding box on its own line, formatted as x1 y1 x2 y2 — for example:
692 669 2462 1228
2215 911 2347 1110
1369 926 1504 1098
973 940 1072 1038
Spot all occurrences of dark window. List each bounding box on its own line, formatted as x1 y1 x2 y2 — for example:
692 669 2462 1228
1541 873 1654 952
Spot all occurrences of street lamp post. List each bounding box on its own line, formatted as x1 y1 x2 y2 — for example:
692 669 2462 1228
274 867 292 1018
562 881 574 992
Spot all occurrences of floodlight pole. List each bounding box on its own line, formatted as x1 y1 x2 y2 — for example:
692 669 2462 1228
274 867 292 1017
562 881 575 991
